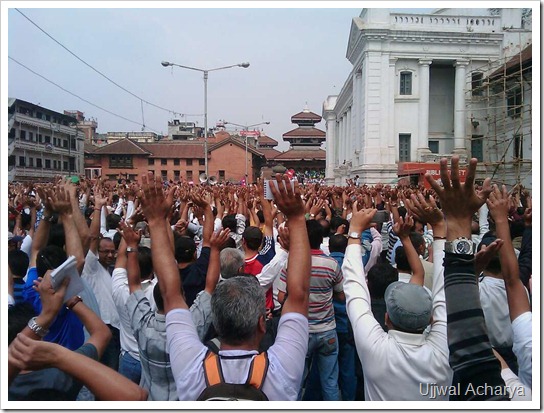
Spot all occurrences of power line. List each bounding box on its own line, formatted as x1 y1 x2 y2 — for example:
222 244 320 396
14 8 203 119
9 56 162 134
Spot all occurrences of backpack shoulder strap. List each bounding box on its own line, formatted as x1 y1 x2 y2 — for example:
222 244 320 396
245 352 269 390
203 351 224 387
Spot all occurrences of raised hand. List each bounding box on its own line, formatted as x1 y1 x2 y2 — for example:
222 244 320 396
277 225 290 251
425 156 492 222
210 228 231 250
348 208 377 235
474 238 504 275
48 186 73 215
118 220 142 248
486 184 510 223
393 215 414 239
269 174 304 219
140 172 174 223
405 193 444 227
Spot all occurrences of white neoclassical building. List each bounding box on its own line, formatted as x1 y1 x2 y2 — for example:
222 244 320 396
323 8 533 187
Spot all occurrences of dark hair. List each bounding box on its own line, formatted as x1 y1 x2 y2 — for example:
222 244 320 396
21 212 32 230
175 236 197 263
329 234 348 254
256 210 264 224
394 246 410 272
222 214 237 232
112 232 122 250
367 263 398 298
318 218 330 237
36 245 67 278
409 232 425 255
9 250 30 277
221 236 236 250
8 302 36 344
138 246 153 279
398 206 407 219
106 214 121 231
243 227 263 251
306 219 323 249
48 223 66 249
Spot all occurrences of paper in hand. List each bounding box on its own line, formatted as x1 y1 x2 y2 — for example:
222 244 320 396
50 255 84 302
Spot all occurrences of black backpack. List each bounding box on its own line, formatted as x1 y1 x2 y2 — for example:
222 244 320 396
197 351 269 401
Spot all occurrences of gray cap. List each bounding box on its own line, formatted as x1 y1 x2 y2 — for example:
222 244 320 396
384 281 432 333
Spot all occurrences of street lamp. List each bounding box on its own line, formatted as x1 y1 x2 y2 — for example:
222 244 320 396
161 60 250 178
222 120 270 182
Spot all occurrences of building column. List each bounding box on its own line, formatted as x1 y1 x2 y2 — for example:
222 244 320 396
387 56 397 164
346 107 352 167
339 114 345 164
417 59 432 161
454 59 469 155
353 71 362 164
324 112 337 183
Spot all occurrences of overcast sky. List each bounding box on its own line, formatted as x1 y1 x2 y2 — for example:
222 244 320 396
6 3 435 151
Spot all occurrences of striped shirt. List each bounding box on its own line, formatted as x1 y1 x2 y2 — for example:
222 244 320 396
278 250 343 333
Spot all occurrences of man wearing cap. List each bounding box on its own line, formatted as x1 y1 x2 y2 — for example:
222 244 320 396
342 207 451 400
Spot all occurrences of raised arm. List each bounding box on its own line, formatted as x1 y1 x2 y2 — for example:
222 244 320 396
486 185 531 320
9 334 147 401
192 191 213 248
393 215 424 286
140 173 187 313
269 175 310 316
67 183 92 256
89 189 107 254
117 220 143 294
204 228 230 294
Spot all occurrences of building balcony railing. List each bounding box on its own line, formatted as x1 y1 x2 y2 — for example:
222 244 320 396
9 166 74 182
390 13 500 33
14 113 84 137
13 139 78 155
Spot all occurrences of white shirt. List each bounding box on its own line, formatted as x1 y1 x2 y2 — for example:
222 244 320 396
112 267 157 359
478 276 514 348
512 311 532 389
501 367 532 400
342 240 452 400
81 250 120 329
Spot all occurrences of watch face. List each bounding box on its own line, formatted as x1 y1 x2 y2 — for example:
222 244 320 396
455 240 472 254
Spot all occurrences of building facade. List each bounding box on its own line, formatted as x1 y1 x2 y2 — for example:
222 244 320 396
8 98 85 182
323 8 532 187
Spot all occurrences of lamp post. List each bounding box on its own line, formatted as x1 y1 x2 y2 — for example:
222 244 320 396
161 61 250 178
222 120 270 182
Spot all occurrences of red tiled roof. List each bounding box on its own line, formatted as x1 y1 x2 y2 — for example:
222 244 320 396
291 111 322 122
92 138 150 155
142 142 205 158
490 44 532 78
208 136 264 157
258 135 278 146
259 148 282 160
282 127 326 138
84 142 98 154
273 148 326 161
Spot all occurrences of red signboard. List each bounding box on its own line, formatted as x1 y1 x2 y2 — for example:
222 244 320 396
398 162 467 188
240 130 261 137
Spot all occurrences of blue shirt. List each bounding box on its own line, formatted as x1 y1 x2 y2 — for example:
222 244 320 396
329 252 349 334
23 267 84 350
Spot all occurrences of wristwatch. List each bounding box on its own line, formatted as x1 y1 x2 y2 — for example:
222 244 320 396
445 237 475 255
126 247 138 253
348 232 361 240
28 316 49 338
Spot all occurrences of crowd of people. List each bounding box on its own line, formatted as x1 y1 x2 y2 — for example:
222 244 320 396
7 156 533 402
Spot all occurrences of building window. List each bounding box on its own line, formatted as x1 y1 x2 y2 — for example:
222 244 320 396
161 158 167 165
186 170 193 180
507 88 522 118
399 134 411 162
45 135 51 144
53 160 58 169
45 114 51 122
71 138 76 150
109 155 133 169
174 159 180 166
174 170 180 181
161 170 168 180
63 140 68 148
45 159 51 168
69 157 75 171
29 158 34 167
186 159 193 166
472 72 484 96
428 140 439 154
63 161 68 171
514 134 523 158
37 158 43 168
400 72 412 95
29 132 34 141
38 134 43 143
471 136 484 162
148 158 154 165
20 130 27 140
19 156 25 167
198 159 205 166
219 170 225 180
35 111 43 119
